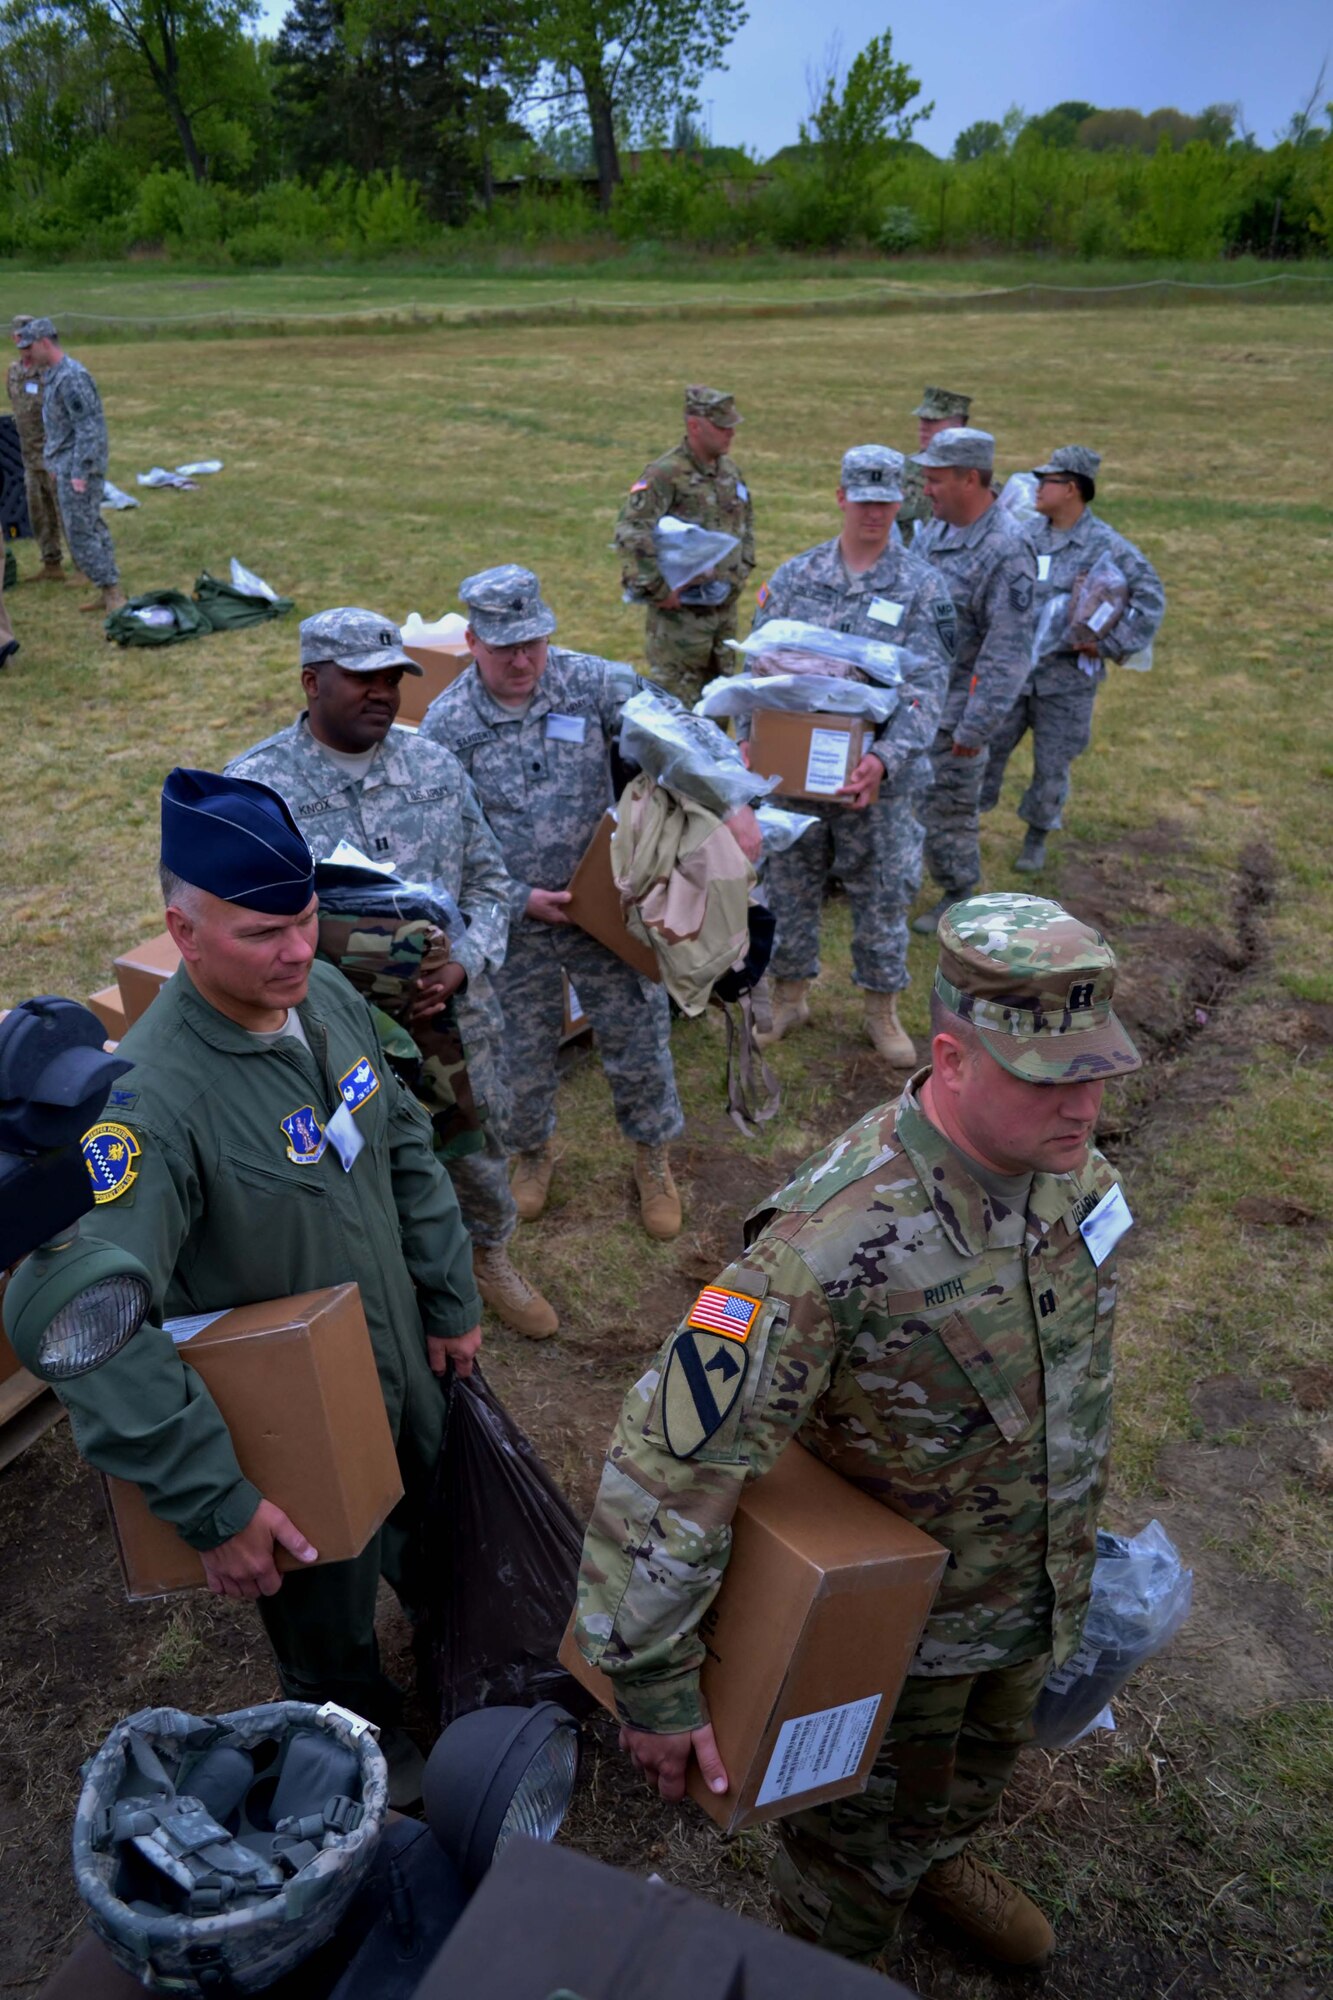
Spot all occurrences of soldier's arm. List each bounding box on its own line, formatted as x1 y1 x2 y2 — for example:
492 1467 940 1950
575 1229 839 1733
381 1011 482 1341
1099 531 1166 662
451 776 514 981
956 545 1039 748
71 373 108 477
614 464 675 603
868 574 954 779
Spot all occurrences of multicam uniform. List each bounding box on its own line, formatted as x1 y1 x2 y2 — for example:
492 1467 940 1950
981 512 1165 833
894 457 930 551
419 648 685 1156
5 356 65 571
225 718 517 1245
40 353 120 589
615 439 755 700
748 538 954 991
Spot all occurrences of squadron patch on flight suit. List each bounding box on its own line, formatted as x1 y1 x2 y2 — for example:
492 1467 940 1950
338 1055 380 1113
82 1122 141 1204
660 1329 749 1460
281 1106 327 1164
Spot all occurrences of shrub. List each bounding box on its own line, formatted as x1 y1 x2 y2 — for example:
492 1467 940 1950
878 204 921 253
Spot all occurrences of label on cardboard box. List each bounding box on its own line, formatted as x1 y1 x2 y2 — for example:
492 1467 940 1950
755 1693 883 1808
804 727 854 795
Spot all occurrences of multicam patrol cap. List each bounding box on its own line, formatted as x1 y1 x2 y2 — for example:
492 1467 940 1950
840 444 905 503
685 384 742 427
459 564 557 647
1032 444 1102 482
299 606 422 675
11 314 34 333
912 427 995 472
935 892 1141 1082
14 316 56 346
913 385 972 422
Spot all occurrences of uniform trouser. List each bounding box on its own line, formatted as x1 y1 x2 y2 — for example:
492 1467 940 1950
643 601 738 704
979 680 1098 833
53 467 118 587
446 984 517 1249
922 726 989 901
771 1652 1052 1964
257 1360 447 1729
492 921 683 1155
763 771 927 992
22 454 65 568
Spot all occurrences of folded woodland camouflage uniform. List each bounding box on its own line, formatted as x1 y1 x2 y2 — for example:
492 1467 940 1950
38 349 120 588
6 330 65 570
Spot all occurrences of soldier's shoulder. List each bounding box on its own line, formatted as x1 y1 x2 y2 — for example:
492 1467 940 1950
751 1099 911 1221
224 720 303 778
420 666 481 733
383 724 467 784
778 537 840 580
634 445 683 488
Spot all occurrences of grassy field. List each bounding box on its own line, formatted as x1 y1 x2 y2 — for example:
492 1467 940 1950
0 283 1330 1996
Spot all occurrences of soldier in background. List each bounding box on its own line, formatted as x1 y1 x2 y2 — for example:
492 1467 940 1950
575 892 1142 1973
7 314 69 582
13 317 125 618
981 444 1166 874
897 385 973 550
614 384 755 701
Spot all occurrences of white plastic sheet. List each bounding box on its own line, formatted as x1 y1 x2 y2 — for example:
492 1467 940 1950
100 480 139 510
229 558 279 603
401 611 469 643
697 671 898 726
619 689 776 817
726 619 908 690
654 515 739 601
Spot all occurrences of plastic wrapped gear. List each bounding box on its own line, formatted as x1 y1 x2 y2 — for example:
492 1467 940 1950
754 803 821 854
1032 591 1073 664
698 670 899 727
312 859 466 948
725 619 908 690
997 471 1040 527
653 515 739 597
618 688 776 816
230 558 279 602
1070 550 1130 646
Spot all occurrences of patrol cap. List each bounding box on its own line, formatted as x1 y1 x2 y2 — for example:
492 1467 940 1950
459 564 557 647
935 892 1141 1083
911 426 995 472
11 314 34 333
840 444 904 503
685 384 742 428
913 385 972 422
15 316 56 346
299 605 421 675
161 768 316 915
1033 444 1102 483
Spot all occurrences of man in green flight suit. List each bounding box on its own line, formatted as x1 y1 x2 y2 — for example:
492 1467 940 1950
575 891 1142 1970
43 767 482 1805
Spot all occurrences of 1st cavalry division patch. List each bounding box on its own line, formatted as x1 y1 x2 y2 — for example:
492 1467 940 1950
661 1329 748 1460
82 1122 141 1204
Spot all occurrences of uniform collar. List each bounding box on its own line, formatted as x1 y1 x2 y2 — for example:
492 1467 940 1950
293 711 405 790
466 652 566 726
1043 508 1097 552
831 536 904 589
681 435 726 477
169 963 326 1058
893 1069 1091 1255
931 498 1000 553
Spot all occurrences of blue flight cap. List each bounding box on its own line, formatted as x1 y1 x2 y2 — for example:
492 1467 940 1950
161 768 316 915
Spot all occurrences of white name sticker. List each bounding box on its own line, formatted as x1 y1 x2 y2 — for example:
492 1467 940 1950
1037 554 1052 582
756 1694 882 1808
546 712 586 744
325 1100 365 1173
24 380 40 395
736 480 749 501
1079 1183 1133 1265
805 727 854 795
867 597 904 628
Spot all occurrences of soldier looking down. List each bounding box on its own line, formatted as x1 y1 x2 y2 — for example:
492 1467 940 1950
7 313 69 582
896 385 973 550
14 316 125 619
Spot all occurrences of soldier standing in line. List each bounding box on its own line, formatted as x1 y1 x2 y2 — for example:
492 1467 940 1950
981 445 1166 875
614 384 755 701
745 445 954 1065
574 892 1142 1973
908 429 1038 935
226 607 558 1341
896 385 973 550
7 314 70 582
13 317 125 619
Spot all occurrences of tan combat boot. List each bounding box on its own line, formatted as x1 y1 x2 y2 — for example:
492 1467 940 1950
754 978 811 1049
864 991 916 1067
914 1850 1055 1968
472 1243 558 1339
510 1139 557 1221
633 1143 682 1241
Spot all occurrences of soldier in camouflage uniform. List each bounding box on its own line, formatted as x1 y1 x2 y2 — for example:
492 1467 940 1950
575 892 1142 1970
614 385 756 701
908 429 1038 934
981 445 1167 874
226 607 558 1341
14 317 125 617
747 445 955 1066
7 314 68 581
896 386 972 551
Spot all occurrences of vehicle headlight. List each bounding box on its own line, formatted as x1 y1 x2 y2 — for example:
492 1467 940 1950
36 1272 152 1379
4 1237 152 1382
422 1703 580 1890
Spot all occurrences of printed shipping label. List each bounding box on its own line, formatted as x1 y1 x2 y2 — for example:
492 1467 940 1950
804 727 854 795
755 1694 882 1808
1086 599 1117 635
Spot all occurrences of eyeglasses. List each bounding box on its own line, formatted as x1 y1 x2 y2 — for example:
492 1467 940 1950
1036 474 1074 487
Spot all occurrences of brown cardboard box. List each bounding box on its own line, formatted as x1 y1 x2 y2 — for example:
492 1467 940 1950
105 1284 403 1599
565 811 661 982
398 641 472 726
560 1442 946 1834
113 933 181 1026
748 709 866 804
87 986 128 1042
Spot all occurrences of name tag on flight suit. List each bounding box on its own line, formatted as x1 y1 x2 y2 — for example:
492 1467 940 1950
1079 1184 1133 1265
325 1101 365 1172
1037 555 1053 582
546 713 586 744
868 598 904 627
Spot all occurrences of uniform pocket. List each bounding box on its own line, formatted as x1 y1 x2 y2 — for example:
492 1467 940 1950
868 1310 1037 1471
224 1148 328 1199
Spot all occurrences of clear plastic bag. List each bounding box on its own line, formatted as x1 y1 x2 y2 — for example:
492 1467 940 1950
755 803 821 854
654 514 739 599
1032 591 1072 663
1070 550 1130 646
1119 641 1154 673
697 671 899 726
997 471 1040 527
619 688 776 816
727 619 908 690
312 856 466 947
132 605 180 630
1031 1520 1193 1749
229 558 279 603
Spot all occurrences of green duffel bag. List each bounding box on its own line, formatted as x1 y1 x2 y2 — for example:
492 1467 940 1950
194 570 294 630
105 588 213 646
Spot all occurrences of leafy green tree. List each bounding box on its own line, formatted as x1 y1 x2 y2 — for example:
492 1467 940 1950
953 118 1003 162
1023 99 1096 148
802 28 932 171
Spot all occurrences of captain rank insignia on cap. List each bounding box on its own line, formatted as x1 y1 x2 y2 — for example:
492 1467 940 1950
338 1055 380 1113
82 1123 141 1204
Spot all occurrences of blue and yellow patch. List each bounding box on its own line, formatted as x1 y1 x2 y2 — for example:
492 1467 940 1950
338 1055 380 1114
82 1122 141 1204
281 1105 327 1164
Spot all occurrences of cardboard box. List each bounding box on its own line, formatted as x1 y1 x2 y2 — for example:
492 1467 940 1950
86 986 128 1042
397 640 472 726
748 709 866 803
560 1442 946 1833
104 1284 403 1599
564 811 661 983
113 933 181 1026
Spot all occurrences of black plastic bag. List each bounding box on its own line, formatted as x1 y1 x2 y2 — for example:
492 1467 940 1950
419 1366 595 1727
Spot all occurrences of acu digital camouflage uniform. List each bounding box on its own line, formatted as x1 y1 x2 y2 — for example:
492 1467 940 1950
749 487 955 994
614 386 756 701
7 316 66 573
897 387 971 551
226 714 517 1246
982 448 1166 835
576 893 1140 1962
17 321 120 589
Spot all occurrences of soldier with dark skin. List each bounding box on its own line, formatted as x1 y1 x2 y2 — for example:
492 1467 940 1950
7 313 69 581
575 892 1141 1970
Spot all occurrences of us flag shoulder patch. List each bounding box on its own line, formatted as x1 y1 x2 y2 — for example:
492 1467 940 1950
686 1286 762 1343
630 479 649 493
